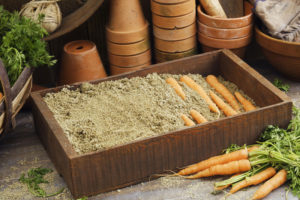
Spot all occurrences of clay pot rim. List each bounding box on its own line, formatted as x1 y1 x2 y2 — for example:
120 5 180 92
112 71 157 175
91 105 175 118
154 47 197 54
107 44 151 56
108 50 152 67
153 22 196 41
155 34 196 42
152 0 188 4
197 1 253 23
106 21 149 37
110 59 152 68
197 20 253 31
64 40 96 56
151 0 195 17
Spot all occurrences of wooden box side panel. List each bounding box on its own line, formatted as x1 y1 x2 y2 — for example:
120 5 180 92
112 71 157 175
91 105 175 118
219 50 289 107
70 102 292 198
31 94 75 192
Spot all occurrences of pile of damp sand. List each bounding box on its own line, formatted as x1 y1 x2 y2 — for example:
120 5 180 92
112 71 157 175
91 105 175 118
44 73 255 154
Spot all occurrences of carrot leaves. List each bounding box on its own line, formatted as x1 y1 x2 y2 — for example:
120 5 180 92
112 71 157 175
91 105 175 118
273 78 290 92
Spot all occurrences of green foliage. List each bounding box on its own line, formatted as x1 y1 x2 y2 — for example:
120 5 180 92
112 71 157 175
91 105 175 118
19 167 64 198
77 197 88 200
273 78 290 92
0 6 56 84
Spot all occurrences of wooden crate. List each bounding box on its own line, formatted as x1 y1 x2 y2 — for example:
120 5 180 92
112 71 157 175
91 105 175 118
30 50 292 198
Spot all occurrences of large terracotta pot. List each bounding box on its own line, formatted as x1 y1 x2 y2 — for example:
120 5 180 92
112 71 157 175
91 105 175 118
106 0 148 44
197 1 253 29
59 40 107 85
153 23 196 41
255 27 300 81
151 0 195 17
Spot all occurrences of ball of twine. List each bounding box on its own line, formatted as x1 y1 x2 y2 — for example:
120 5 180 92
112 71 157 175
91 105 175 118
20 0 62 33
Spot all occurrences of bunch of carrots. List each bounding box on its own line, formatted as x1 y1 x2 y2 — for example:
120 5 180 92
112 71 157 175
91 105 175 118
166 74 256 126
175 106 300 199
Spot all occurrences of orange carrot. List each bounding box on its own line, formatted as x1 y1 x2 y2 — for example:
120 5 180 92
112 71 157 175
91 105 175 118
190 109 207 124
181 114 195 127
178 148 248 176
166 77 185 100
252 169 287 200
180 75 219 113
247 145 260 153
229 167 276 195
186 159 251 179
214 173 240 191
210 91 237 116
235 91 256 112
206 75 240 111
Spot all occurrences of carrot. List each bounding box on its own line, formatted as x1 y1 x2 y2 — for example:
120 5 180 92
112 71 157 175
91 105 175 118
206 75 240 111
181 114 195 127
214 173 240 191
247 145 260 153
180 75 219 113
252 169 287 200
178 148 248 176
186 159 251 179
210 91 238 117
190 109 207 124
235 91 256 112
229 167 276 195
166 77 185 100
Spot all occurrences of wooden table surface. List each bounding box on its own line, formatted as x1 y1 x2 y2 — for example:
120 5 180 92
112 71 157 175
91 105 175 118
0 59 299 200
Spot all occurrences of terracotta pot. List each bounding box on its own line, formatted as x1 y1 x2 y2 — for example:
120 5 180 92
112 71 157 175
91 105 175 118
110 62 151 75
255 27 300 80
152 9 196 29
197 1 253 29
197 20 253 39
59 40 107 85
151 0 195 17
153 23 196 41
108 50 151 67
107 39 150 56
198 32 252 49
201 45 247 58
155 48 197 63
106 22 149 44
154 36 197 53
106 0 148 44
153 0 187 4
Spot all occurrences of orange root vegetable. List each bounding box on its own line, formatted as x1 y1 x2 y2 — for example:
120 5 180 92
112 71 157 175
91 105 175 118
214 173 240 191
206 75 240 111
252 169 287 200
247 145 260 153
229 167 276 195
181 114 195 127
178 148 248 176
235 92 256 112
180 75 219 113
190 109 207 124
187 159 251 179
166 77 185 100
210 91 238 116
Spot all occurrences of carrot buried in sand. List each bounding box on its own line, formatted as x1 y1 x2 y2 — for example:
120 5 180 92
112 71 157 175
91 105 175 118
186 159 251 179
181 114 195 127
177 148 248 176
229 167 276 195
252 169 287 200
235 91 256 112
190 109 207 124
180 75 219 113
206 75 240 111
210 91 237 117
166 77 185 100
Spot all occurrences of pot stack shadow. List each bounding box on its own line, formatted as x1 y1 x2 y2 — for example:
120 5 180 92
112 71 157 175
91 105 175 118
106 0 152 75
151 0 197 63
197 1 254 58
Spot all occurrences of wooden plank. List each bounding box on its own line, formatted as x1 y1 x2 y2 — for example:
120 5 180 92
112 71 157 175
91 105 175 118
218 0 244 18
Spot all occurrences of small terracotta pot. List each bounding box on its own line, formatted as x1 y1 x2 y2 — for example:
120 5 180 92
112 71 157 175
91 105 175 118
201 45 247 58
107 39 151 56
153 0 187 4
155 48 197 63
197 1 253 29
60 40 107 85
198 32 252 49
153 23 196 41
110 62 151 75
155 35 197 53
197 21 253 39
151 0 195 17
152 9 196 29
106 22 149 44
108 50 151 67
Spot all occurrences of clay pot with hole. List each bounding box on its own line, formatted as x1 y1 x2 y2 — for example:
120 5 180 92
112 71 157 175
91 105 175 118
151 0 195 17
110 61 151 75
154 23 196 41
106 0 149 44
155 36 197 53
59 40 107 85
108 50 151 67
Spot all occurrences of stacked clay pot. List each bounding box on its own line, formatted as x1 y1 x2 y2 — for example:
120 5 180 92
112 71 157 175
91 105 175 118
151 0 197 63
197 1 253 58
106 0 151 75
